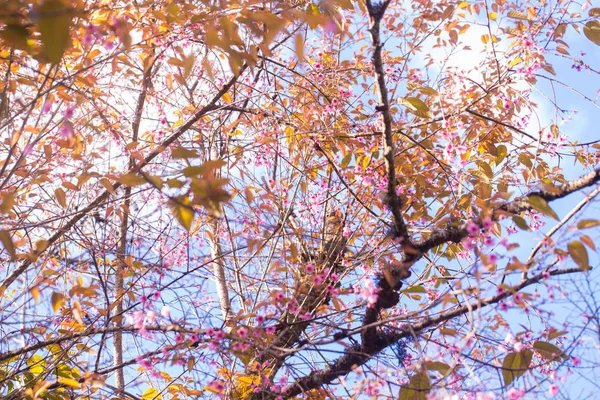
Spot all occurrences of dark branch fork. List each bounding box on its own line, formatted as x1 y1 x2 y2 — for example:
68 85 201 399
272 165 600 398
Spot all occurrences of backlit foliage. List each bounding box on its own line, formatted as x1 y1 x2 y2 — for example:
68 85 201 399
1 0 600 399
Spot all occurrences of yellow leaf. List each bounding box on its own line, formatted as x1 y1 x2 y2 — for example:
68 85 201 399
172 147 200 159
205 384 223 394
55 188 67 208
0 229 16 261
141 387 162 400
30 287 40 302
508 57 523 68
584 20 600 46
0 192 16 214
580 235 596 251
51 292 65 313
35 239 49 253
117 174 147 186
27 354 46 376
168 197 195 231
439 328 458 336
577 219 600 229
57 377 80 389
183 55 195 79
295 33 305 62
507 10 529 20
38 0 73 64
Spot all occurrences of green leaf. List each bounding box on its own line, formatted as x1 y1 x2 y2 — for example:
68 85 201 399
567 241 590 270
38 0 73 64
398 371 430 400
168 196 195 231
584 20 600 46
476 161 494 180
470 169 491 184
166 179 186 188
398 97 430 117
533 341 567 361
0 24 31 52
231 340 253 366
402 285 426 293
423 361 451 376
117 174 147 187
577 219 600 229
141 387 162 400
518 153 532 168
528 195 559 220
495 144 507 165
512 216 530 231
547 329 568 340
341 153 352 169
502 350 532 387
172 146 200 159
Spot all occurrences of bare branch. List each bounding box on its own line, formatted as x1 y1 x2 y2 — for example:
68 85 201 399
0 67 247 296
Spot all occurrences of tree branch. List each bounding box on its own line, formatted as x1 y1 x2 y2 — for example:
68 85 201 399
277 167 600 398
113 52 155 393
365 0 409 244
280 267 584 398
0 67 247 297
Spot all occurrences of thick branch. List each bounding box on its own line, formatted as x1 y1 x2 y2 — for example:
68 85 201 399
280 267 583 398
412 167 600 259
278 167 600 398
365 0 409 243
252 219 347 384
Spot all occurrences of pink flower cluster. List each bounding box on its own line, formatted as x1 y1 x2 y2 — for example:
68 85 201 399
356 275 379 307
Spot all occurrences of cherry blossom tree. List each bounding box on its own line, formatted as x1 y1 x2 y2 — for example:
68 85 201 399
1 0 600 399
